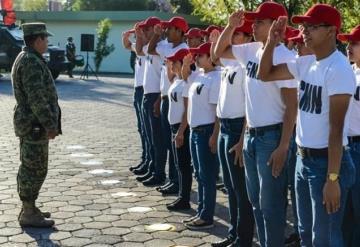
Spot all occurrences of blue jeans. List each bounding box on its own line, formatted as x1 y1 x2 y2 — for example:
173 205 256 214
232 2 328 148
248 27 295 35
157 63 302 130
160 97 177 185
190 123 219 223
243 127 288 247
218 118 254 246
133 86 146 163
171 124 192 201
287 135 299 234
343 140 360 247
142 93 166 180
296 149 355 247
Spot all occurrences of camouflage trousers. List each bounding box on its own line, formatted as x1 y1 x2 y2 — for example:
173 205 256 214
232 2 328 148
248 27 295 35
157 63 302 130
17 136 49 202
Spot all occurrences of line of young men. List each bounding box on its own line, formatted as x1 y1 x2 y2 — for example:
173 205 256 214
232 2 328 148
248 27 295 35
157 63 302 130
123 1 360 246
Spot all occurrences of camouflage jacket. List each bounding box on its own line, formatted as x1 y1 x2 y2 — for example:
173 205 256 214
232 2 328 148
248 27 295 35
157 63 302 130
11 46 62 137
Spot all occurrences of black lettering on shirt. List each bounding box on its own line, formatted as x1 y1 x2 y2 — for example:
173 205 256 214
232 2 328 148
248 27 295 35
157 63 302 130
246 61 259 79
171 92 178 102
355 86 360 101
228 72 237 85
196 84 204 95
299 80 322 114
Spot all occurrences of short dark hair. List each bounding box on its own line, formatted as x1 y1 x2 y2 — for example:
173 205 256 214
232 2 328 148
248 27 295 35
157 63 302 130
24 34 46 47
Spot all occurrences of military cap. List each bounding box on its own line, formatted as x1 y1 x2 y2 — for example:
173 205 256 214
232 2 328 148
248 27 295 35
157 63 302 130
22 22 53 37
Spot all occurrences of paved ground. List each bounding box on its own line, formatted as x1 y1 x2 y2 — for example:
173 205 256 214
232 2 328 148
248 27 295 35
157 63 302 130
0 74 295 246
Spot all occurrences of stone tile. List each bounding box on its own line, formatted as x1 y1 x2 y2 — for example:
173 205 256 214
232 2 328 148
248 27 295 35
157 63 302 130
144 239 175 247
61 237 92 247
91 235 123 245
102 227 130 236
73 229 101 238
123 232 153 242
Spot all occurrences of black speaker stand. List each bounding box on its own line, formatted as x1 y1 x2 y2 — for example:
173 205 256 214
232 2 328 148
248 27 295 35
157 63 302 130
80 51 98 80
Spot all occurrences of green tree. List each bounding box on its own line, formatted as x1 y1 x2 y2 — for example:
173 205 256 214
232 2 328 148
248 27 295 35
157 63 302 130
190 0 360 32
70 0 155 11
94 18 115 73
21 0 47 11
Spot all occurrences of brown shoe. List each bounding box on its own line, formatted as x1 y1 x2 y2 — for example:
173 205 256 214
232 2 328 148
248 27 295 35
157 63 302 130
19 210 55 228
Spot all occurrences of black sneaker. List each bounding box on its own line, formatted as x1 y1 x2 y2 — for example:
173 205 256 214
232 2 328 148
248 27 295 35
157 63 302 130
285 233 300 245
136 172 152 182
133 166 148 175
160 184 179 195
142 177 165 187
166 199 190 211
184 218 213 230
156 182 173 191
211 236 234 247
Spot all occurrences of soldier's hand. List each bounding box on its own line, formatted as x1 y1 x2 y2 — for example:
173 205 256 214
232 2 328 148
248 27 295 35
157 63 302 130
209 29 221 43
47 130 58 140
229 10 245 28
154 24 163 35
183 53 193 67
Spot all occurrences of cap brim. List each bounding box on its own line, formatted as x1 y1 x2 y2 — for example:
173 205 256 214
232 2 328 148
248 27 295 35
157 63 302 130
337 34 353 42
161 21 170 28
291 16 317 25
244 12 260 21
289 37 303 43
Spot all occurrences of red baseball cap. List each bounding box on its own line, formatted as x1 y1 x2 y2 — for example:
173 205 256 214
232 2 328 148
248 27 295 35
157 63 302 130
185 28 204 39
338 25 360 42
161 16 189 33
289 33 304 44
234 20 253 35
189 42 211 55
201 25 223 36
167 48 190 62
292 4 341 31
244 1 288 21
285 27 300 41
139 17 161 28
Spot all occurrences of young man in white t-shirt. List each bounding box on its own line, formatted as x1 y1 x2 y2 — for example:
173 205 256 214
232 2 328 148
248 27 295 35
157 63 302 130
145 17 189 188
182 42 221 230
133 17 163 184
209 22 255 247
337 25 360 246
258 4 356 246
122 23 148 174
214 2 298 246
165 48 193 211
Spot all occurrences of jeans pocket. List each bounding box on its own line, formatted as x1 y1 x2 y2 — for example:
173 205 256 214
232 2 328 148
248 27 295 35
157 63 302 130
258 130 281 147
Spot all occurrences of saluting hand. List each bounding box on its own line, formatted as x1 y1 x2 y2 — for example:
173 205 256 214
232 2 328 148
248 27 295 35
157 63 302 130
268 16 288 45
122 31 131 40
228 10 245 28
209 29 221 43
154 24 163 36
183 53 193 67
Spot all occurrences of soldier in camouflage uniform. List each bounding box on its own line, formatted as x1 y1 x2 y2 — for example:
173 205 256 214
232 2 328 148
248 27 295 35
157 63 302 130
11 23 62 228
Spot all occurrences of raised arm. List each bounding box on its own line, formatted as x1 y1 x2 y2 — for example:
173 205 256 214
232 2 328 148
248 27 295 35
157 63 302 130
214 11 244 59
122 31 133 51
258 16 294 81
147 24 162 56
135 26 146 56
181 53 193 81
209 30 222 65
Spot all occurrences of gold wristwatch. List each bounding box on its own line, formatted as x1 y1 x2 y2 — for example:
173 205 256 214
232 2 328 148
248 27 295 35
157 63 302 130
327 173 339 182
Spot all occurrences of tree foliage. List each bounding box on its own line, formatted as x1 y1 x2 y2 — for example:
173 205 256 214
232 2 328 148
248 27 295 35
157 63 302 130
190 0 360 32
21 0 47 11
94 18 115 73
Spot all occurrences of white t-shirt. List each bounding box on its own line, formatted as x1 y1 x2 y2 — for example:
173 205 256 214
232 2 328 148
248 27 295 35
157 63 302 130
187 70 221 128
217 58 246 119
348 65 360 137
143 44 162 94
287 51 356 148
168 79 186 125
232 42 297 127
156 41 188 96
131 43 145 87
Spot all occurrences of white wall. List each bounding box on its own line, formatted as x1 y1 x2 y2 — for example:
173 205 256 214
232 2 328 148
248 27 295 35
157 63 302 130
46 20 135 73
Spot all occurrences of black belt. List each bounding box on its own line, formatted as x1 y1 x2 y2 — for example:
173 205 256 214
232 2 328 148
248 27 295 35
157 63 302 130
298 146 328 158
248 123 282 136
348 136 360 144
135 86 143 90
192 123 214 131
219 117 245 124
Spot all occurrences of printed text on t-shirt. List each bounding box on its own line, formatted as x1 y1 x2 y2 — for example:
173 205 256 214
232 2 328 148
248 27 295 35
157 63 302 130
246 61 259 79
299 80 322 114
